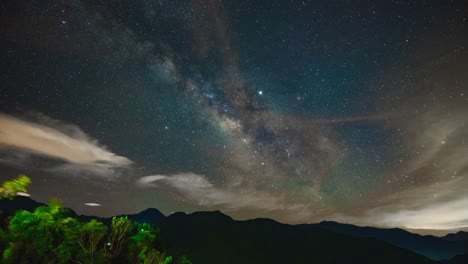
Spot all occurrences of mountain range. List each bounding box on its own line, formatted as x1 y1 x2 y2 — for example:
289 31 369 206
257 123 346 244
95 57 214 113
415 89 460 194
1 197 467 263
303 221 468 260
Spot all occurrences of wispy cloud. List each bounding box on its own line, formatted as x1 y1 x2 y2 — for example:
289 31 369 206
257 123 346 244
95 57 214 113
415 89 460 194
137 173 312 220
84 202 102 207
0 113 132 179
372 198 468 230
334 177 468 230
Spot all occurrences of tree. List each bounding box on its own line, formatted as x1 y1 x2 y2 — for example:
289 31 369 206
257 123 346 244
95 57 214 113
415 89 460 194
2 208 185 264
0 177 191 264
106 217 174 264
2 200 81 263
0 174 31 200
128 223 173 264
177 256 192 264
108 216 133 260
77 220 110 263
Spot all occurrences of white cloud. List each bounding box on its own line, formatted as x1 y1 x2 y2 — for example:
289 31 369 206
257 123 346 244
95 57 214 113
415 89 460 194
372 198 468 230
339 178 468 230
84 203 102 207
0 113 132 179
136 175 169 187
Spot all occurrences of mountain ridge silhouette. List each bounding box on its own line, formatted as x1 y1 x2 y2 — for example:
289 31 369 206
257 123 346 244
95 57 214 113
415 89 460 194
2 197 466 263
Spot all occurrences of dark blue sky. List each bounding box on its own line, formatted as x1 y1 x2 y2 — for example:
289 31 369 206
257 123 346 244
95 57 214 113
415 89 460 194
0 0 467 233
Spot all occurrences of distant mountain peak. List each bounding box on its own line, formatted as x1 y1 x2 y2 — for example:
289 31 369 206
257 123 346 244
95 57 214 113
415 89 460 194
442 231 468 241
137 207 165 216
190 210 232 218
168 210 234 223
307 221 468 260
0 196 45 211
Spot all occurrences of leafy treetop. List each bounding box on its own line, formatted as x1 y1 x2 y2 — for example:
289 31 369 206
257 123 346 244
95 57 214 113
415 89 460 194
0 174 31 200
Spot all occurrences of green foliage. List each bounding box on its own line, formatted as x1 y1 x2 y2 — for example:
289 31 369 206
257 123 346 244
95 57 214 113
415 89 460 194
0 204 188 264
177 256 192 264
3 203 81 263
78 219 110 263
0 175 190 263
128 223 172 264
2 244 14 263
49 196 64 207
108 216 133 260
0 175 31 200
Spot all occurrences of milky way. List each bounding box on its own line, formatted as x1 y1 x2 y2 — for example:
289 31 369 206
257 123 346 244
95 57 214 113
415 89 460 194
0 0 467 233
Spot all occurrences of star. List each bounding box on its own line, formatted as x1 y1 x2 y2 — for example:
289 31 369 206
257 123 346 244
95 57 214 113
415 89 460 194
0 0 466 235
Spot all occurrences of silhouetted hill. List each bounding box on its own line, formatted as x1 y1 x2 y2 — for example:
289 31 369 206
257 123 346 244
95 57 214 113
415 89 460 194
78 208 165 226
442 231 468 242
158 211 434 264
301 221 468 260
0 196 46 228
0 196 165 227
441 252 468 264
0 196 45 212
1 197 460 263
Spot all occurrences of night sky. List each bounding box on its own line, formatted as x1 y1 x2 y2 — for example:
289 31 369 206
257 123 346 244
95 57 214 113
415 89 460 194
1 0 467 234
